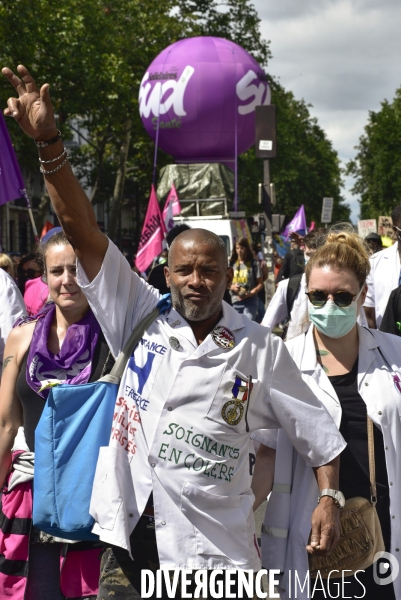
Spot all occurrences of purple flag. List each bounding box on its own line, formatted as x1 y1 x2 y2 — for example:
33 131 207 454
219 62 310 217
283 205 307 238
0 112 25 206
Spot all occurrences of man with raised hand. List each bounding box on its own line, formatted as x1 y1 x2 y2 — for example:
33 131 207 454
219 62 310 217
3 65 346 599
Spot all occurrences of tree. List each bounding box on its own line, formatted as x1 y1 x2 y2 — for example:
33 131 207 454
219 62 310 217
238 77 350 224
1 0 348 245
175 0 271 67
346 87 401 219
174 1 348 225
0 0 182 241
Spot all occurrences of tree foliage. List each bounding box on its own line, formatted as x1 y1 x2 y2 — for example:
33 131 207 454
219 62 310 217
239 77 350 223
175 0 271 67
0 0 181 240
0 0 348 246
346 88 401 219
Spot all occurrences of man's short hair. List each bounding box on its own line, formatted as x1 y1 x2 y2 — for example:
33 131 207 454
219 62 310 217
168 228 227 266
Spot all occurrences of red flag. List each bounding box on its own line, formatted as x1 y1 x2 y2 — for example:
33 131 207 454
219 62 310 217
135 186 166 272
40 221 55 240
162 184 181 232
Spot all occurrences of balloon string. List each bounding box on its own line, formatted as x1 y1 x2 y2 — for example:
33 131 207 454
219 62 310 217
152 50 171 186
232 48 238 212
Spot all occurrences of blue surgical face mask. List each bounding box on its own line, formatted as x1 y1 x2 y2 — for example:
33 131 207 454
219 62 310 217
308 289 363 339
304 253 310 265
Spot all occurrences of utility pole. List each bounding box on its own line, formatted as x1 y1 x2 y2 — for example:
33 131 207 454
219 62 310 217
255 106 276 231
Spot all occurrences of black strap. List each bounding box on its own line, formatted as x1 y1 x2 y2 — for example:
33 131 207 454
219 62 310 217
0 510 31 536
251 260 257 286
0 554 28 577
286 273 303 316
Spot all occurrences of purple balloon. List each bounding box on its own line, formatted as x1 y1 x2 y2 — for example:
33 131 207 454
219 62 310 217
139 36 270 163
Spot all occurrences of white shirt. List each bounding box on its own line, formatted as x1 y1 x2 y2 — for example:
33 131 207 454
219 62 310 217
254 325 401 600
0 269 26 376
261 274 309 340
77 239 346 570
364 241 400 328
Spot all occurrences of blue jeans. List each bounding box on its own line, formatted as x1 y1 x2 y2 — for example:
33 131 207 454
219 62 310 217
232 297 259 321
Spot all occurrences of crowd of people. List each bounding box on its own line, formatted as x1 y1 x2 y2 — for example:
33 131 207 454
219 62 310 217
1 64 401 600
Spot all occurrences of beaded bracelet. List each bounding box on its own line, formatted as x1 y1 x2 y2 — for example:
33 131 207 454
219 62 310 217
40 154 69 175
35 130 62 148
39 148 67 164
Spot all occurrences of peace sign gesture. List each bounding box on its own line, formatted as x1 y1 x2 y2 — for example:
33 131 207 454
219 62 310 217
2 65 58 141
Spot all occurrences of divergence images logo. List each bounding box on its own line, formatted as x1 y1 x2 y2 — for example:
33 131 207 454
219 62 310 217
373 551 400 586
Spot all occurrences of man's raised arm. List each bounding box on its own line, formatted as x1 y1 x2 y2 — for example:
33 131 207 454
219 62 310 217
2 65 108 281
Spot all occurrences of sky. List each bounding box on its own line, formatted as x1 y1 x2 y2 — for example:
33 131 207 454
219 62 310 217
254 0 401 223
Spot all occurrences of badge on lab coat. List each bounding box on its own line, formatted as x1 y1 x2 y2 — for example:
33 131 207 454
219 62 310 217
221 375 253 425
212 326 235 349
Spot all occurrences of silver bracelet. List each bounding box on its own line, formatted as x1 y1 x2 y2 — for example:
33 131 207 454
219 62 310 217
40 154 69 175
39 148 67 164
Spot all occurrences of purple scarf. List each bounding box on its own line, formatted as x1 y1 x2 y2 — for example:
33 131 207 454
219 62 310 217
26 303 100 399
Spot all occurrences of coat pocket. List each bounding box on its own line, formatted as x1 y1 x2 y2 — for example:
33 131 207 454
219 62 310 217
89 446 134 531
180 481 252 565
206 364 261 434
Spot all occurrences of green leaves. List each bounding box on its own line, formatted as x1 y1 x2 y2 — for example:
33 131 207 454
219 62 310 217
0 0 347 243
0 0 180 239
347 88 401 219
238 77 349 223
176 0 271 66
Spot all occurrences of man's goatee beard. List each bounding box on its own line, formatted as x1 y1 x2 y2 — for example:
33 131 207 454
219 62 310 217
170 287 224 322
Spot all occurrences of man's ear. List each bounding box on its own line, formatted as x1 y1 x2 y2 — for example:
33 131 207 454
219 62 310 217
226 267 233 289
164 265 171 288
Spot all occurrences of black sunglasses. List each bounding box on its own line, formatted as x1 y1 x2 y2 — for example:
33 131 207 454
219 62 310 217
306 289 359 308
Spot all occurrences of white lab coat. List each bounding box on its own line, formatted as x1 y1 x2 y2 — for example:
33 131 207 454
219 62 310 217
77 239 346 570
365 241 400 328
254 324 401 599
0 269 26 376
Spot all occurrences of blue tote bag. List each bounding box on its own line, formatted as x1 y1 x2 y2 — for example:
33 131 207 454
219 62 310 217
33 301 165 540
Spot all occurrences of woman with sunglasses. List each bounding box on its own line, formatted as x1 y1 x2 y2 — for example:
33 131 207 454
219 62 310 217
252 229 401 600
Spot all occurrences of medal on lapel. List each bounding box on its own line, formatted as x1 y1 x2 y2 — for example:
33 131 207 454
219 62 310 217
212 326 235 349
222 375 253 426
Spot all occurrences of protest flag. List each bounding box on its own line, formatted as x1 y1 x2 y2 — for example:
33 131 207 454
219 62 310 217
135 185 166 272
282 205 307 239
0 112 38 238
41 221 55 240
273 234 291 259
162 184 181 232
0 112 23 206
